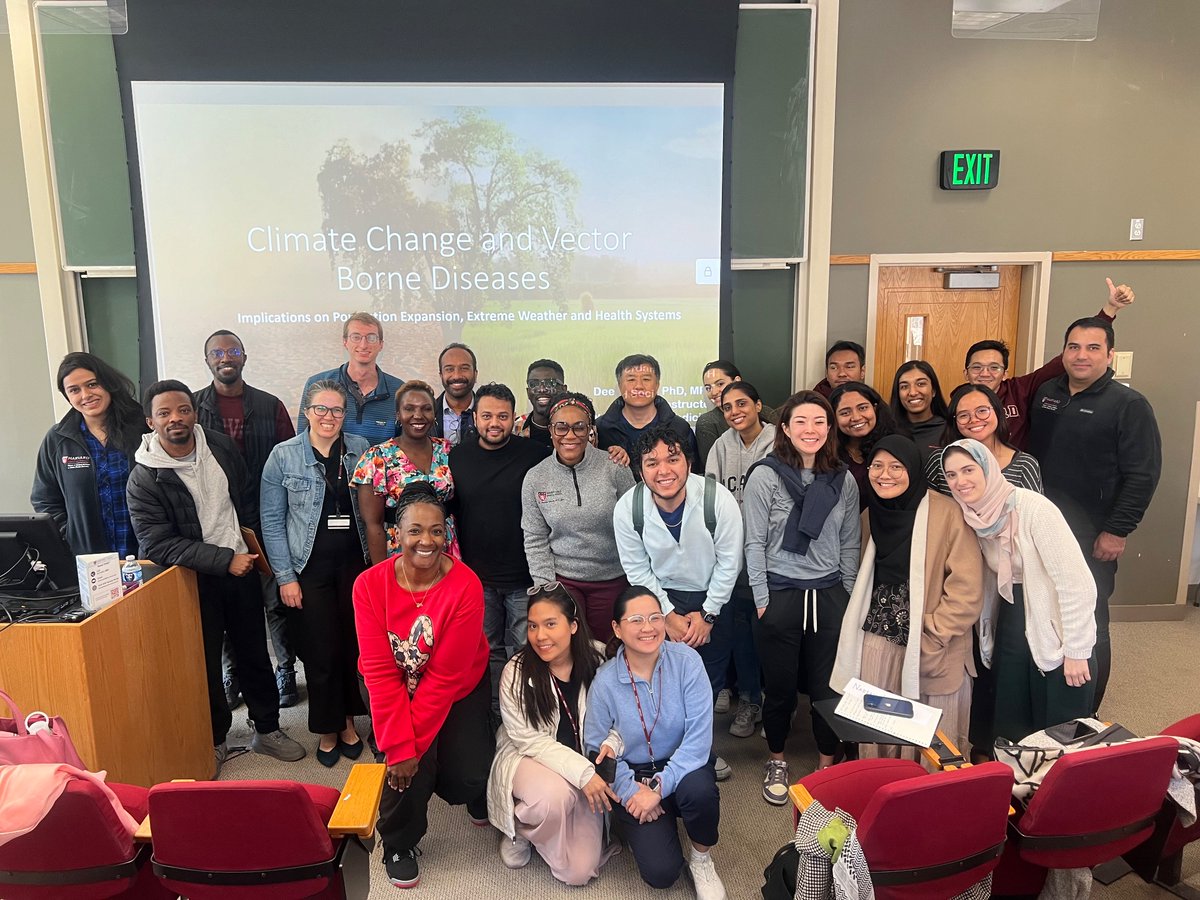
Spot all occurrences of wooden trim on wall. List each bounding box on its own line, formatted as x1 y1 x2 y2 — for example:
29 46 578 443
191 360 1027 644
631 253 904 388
0 262 37 274
832 250 1200 265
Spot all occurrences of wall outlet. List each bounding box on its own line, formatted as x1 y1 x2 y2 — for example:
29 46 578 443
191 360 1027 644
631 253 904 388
1113 351 1133 379
1129 218 1145 240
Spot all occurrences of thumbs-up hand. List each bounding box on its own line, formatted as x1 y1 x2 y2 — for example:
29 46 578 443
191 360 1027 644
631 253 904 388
1106 277 1135 310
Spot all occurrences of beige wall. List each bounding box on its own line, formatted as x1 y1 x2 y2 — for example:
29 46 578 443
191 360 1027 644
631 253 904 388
829 0 1200 606
1 36 54 512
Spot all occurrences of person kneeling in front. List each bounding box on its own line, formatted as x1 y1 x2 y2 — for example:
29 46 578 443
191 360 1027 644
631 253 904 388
583 586 727 899
488 583 622 885
353 483 493 889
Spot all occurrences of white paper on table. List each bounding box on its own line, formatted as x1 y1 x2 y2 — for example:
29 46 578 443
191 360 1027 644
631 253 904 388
834 678 942 748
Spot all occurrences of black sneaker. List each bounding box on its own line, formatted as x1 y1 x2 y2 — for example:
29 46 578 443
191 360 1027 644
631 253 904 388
277 669 299 708
383 845 421 888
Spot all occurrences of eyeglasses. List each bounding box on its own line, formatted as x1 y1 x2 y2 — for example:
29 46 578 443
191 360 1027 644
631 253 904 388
551 421 592 437
955 406 994 425
527 581 563 596
206 347 244 361
867 462 907 475
346 333 381 345
307 404 346 419
966 363 1005 375
619 613 666 627
527 378 563 391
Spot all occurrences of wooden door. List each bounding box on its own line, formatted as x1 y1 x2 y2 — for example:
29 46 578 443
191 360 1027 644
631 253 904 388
873 266 1021 400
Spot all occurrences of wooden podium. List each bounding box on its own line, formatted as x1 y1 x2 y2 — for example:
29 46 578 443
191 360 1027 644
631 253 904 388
0 566 212 786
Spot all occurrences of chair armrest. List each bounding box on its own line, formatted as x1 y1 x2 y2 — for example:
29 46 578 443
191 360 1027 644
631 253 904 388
134 815 153 843
922 729 967 771
328 763 387 838
790 783 815 813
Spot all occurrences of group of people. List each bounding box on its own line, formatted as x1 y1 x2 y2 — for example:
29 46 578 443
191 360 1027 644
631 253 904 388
28 276 1162 897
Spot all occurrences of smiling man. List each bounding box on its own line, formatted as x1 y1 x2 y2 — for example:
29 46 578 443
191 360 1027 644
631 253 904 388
300 312 404 445
195 329 300 710
596 354 699 480
127 380 305 773
432 343 479 447
514 359 566 448
613 425 743 780
1029 316 1161 714
448 382 551 712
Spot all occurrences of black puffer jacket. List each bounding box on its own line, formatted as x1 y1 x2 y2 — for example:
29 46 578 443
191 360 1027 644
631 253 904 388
126 430 258 576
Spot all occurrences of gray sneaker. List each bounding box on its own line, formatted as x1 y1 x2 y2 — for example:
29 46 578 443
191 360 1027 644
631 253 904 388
730 700 763 738
762 759 790 806
714 756 732 781
251 728 306 762
713 688 732 714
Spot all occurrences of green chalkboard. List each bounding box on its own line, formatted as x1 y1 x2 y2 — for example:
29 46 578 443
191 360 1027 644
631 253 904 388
81 277 139 384
40 22 135 269
731 4 813 260
731 267 796 407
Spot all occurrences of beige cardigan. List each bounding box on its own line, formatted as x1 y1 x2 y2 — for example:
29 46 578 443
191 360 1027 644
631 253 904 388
832 491 984 699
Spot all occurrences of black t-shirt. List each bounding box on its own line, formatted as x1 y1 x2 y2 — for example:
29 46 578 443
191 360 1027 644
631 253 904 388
553 672 583 751
449 436 551 587
309 440 360 563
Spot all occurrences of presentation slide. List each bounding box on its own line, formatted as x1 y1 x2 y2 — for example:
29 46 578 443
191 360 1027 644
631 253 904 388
131 82 724 422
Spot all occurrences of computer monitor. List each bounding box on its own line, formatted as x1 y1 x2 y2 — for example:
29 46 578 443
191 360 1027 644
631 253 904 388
0 513 80 593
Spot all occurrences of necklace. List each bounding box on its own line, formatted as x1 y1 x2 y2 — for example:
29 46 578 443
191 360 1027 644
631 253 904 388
396 558 444 608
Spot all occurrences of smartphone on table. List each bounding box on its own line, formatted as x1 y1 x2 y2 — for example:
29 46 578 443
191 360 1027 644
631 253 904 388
863 694 914 719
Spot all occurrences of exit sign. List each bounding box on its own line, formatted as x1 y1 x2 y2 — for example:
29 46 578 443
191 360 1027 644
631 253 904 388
939 150 1000 190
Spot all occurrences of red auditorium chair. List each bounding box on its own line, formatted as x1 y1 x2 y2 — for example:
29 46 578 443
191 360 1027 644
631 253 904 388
991 735 1179 897
791 758 1015 899
0 775 172 899
145 763 385 899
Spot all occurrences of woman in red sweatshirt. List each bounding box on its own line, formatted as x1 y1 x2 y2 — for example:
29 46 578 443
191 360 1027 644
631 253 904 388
354 481 491 889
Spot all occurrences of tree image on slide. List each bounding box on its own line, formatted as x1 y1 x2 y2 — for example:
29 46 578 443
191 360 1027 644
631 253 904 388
317 109 580 360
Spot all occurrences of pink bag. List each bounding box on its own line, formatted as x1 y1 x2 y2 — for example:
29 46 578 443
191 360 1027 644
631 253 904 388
0 689 86 768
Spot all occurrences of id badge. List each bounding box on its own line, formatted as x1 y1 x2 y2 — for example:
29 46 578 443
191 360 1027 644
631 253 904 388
326 515 351 531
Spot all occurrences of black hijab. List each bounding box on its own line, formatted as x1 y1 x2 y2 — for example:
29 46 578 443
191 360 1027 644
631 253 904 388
865 434 928 586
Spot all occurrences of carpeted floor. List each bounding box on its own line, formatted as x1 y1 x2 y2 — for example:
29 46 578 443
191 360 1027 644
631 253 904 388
218 608 1200 898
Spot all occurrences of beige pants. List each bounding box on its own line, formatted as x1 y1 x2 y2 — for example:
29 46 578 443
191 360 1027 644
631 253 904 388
513 757 606 886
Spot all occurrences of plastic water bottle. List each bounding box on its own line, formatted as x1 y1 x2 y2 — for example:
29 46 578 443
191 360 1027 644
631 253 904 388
121 556 143 595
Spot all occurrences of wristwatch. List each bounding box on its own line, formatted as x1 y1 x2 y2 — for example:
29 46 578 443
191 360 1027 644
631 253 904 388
701 612 716 625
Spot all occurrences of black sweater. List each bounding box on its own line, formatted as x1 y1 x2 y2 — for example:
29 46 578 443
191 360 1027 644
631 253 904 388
1029 369 1161 538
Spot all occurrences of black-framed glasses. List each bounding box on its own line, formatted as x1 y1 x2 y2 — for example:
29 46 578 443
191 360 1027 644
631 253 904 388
307 404 346 419
955 406 994 425
527 378 564 391
346 333 381 345
551 421 591 437
206 347 244 361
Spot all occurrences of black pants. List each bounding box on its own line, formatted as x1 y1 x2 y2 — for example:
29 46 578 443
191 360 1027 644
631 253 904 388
222 570 296 679
611 763 720 889
360 670 493 851
294 554 366 735
197 572 280 744
992 585 1096 743
1082 546 1115 712
666 589 733 699
753 584 848 756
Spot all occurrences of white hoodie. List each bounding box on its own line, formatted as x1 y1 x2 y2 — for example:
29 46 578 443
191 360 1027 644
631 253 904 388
134 424 247 554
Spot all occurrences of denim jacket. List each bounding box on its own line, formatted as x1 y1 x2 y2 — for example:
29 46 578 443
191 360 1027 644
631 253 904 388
260 433 370 585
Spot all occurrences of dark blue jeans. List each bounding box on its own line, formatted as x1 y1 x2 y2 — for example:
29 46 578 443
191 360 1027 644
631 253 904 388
728 575 762 705
665 588 733 700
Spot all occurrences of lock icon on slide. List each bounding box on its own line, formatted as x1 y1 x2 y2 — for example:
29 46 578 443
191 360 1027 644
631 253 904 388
695 259 719 285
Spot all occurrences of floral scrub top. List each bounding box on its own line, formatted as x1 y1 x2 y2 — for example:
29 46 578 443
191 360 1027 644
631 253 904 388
350 437 460 559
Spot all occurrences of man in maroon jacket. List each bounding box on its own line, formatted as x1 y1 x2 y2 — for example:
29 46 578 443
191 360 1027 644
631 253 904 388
962 277 1134 449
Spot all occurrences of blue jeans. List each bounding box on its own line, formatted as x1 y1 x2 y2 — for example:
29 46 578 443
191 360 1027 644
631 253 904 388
483 585 529 710
665 588 733 699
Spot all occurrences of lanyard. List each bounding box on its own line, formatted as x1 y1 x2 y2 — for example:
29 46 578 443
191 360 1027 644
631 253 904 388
551 676 581 753
623 654 663 766
317 438 345 515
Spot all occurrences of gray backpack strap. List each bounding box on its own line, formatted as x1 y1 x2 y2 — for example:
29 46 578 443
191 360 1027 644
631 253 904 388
632 481 645 539
703 473 717 540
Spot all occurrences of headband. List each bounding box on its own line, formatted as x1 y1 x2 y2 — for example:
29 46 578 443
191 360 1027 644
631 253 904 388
548 397 594 423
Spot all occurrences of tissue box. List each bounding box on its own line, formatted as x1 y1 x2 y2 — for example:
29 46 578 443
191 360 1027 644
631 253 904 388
77 552 122 611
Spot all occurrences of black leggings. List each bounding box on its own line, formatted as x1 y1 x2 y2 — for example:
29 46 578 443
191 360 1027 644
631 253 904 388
753 584 848 757
360 670 494 851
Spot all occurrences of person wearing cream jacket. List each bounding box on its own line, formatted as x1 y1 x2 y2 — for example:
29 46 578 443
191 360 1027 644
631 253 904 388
831 435 984 756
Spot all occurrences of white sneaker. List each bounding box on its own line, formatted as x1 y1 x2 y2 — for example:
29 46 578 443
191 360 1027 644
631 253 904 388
762 759 791 806
714 756 732 781
688 849 727 900
713 688 732 714
499 834 531 869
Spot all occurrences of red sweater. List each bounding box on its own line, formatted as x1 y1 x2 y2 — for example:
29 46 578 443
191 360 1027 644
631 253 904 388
998 307 1114 450
354 556 488 764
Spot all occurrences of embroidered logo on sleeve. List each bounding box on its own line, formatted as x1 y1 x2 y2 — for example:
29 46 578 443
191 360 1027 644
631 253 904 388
389 616 434 696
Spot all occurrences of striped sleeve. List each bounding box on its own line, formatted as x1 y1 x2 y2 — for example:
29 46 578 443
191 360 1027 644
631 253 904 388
1003 452 1043 493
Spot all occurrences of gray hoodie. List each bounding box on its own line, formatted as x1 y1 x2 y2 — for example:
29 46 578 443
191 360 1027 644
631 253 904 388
134 425 247 554
705 423 777 506
521 445 636 583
